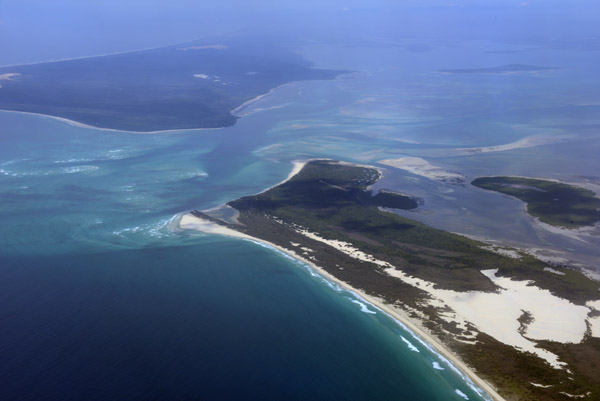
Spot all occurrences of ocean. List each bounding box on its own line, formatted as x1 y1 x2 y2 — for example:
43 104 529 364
1 38 599 400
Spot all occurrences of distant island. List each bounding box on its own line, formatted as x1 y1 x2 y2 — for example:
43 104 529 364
472 176 600 228
181 160 600 401
0 40 343 132
438 64 560 75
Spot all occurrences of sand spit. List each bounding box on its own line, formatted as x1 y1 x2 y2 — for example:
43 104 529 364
0 110 221 134
531 215 600 241
448 135 571 156
231 84 289 117
378 157 465 184
179 214 254 240
256 160 309 195
179 212 504 401
257 159 380 197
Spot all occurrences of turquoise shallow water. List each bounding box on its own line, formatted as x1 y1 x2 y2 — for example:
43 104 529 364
0 109 492 400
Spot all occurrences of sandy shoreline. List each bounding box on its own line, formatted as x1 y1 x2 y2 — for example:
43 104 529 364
179 211 503 401
0 110 222 134
230 84 289 117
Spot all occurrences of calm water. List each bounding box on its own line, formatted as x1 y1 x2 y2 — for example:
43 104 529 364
2 37 599 400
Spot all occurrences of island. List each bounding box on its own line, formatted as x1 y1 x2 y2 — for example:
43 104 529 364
0 40 343 132
472 176 600 228
181 160 600 401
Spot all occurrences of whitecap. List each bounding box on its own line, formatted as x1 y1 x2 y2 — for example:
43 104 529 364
53 158 94 164
432 361 445 370
400 335 419 352
113 215 181 239
0 168 18 176
455 389 469 400
62 165 99 173
385 316 492 400
348 298 377 314
324 280 342 292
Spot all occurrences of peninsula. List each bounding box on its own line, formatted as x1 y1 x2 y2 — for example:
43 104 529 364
0 40 342 132
182 160 600 401
472 176 600 228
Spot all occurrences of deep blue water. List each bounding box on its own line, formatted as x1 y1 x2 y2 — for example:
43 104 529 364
0 240 475 400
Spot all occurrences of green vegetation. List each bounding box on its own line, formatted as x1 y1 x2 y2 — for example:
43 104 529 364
472 176 600 228
0 39 342 131
207 160 600 401
227 161 598 301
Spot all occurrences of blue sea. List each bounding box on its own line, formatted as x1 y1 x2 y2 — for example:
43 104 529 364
2 36 599 400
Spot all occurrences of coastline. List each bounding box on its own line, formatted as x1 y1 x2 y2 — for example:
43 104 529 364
230 84 290 117
0 110 223 134
0 79 288 134
177 160 504 401
178 211 504 401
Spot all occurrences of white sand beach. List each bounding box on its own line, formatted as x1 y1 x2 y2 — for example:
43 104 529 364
0 110 221 134
231 84 289 117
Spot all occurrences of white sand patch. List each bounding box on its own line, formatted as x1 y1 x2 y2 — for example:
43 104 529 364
588 300 600 338
587 300 600 310
543 267 565 275
531 383 553 388
378 157 465 184
385 268 591 368
294 228 392 268
560 391 590 399
481 246 522 259
588 316 600 338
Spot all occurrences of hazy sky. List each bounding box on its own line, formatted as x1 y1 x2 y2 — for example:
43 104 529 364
1 0 599 65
